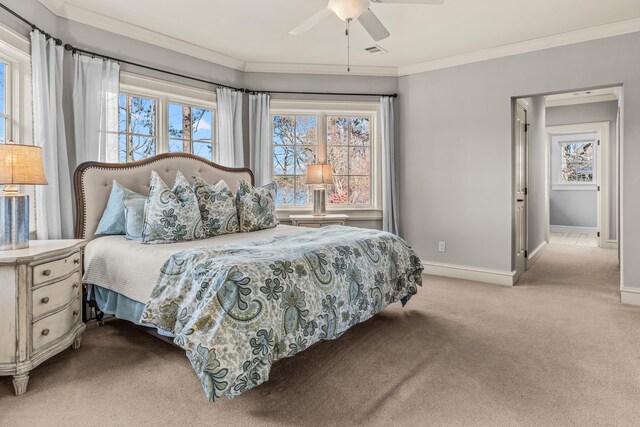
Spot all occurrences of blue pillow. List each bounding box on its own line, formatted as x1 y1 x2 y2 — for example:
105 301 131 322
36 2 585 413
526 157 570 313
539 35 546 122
95 180 145 235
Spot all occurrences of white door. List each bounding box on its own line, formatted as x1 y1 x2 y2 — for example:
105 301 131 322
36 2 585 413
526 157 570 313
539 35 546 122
514 103 528 280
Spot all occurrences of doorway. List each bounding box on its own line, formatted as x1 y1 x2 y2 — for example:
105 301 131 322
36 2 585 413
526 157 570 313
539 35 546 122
512 87 621 283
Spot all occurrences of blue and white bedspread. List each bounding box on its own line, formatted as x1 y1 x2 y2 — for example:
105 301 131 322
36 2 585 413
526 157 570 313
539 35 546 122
140 225 423 402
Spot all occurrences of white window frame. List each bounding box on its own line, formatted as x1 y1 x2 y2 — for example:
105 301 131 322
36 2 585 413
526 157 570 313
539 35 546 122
551 132 598 191
271 100 382 220
119 72 218 162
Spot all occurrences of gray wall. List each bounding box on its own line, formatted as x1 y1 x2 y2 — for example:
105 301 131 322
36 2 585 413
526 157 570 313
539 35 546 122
546 101 618 237
525 97 547 253
398 32 640 291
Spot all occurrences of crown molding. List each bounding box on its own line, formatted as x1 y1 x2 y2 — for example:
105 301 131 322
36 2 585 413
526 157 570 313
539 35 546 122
244 62 398 77
398 18 640 76
0 22 30 56
37 0 246 71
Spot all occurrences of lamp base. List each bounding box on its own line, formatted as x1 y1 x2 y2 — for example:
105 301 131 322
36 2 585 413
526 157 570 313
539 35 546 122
312 188 327 216
0 193 29 250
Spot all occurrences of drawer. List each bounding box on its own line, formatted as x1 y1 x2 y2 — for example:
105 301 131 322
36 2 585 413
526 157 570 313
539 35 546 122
32 273 82 319
32 299 81 352
297 222 322 228
319 222 344 227
33 250 81 286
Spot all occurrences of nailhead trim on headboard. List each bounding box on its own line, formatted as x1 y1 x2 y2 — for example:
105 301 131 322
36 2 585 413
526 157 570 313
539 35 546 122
73 153 254 239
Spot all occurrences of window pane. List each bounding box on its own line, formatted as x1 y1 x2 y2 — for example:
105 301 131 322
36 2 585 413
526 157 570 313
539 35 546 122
350 117 370 146
118 135 127 163
328 117 348 145
192 108 212 141
328 176 348 205
295 116 317 145
169 139 185 153
168 103 184 139
561 142 593 182
130 136 156 161
119 94 127 133
328 146 348 175
273 145 295 175
0 117 5 143
349 147 370 175
296 146 316 175
129 96 156 136
295 175 311 205
193 141 213 160
0 62 5 115
274 175 295 205
273 115 295 145
349 177 370 205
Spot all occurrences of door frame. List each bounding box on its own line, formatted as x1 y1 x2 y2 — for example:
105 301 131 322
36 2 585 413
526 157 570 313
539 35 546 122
545 121 612 249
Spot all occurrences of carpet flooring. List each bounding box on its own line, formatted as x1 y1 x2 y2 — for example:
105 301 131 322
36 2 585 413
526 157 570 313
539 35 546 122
2 243 639 426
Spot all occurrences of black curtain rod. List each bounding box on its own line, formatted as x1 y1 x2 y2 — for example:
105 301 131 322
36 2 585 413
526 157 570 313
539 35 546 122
0 2 398 99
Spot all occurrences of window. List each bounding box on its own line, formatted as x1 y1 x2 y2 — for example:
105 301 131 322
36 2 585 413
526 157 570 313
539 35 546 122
551 132 598 190
560 141 593 183
0 60 7 143
271 101 378 210
168 103 214 161
115 73 217 163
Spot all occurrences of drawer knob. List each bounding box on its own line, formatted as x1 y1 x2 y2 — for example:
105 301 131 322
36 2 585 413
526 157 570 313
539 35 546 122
43 269 51 276
41 297 50 304
41 329 50 336
73 309 80 317
73 258 80 265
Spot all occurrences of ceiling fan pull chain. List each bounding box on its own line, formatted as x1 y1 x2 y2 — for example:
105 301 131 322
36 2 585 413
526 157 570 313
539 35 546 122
346 19 351 72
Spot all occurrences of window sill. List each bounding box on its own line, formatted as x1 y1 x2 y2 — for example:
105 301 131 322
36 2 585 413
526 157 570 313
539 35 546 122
551 183 597 191
277 207 382 221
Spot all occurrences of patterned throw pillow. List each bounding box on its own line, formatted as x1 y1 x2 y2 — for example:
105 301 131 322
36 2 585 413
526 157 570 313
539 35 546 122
192 177 239 237
142 171 204 244
236 180 279 232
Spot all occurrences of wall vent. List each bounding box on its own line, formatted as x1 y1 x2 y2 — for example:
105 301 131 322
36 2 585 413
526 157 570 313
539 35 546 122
365 45 387 55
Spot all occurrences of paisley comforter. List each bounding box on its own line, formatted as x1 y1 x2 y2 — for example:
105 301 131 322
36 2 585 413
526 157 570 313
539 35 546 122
140 226 423 402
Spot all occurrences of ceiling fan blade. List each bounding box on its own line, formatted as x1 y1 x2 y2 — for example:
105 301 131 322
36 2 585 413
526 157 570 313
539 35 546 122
358 9 391 41
289 9 333 35
370 0 445 4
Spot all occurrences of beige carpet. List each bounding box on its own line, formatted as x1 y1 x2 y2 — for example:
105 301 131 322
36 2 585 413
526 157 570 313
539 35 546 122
2 243 640 426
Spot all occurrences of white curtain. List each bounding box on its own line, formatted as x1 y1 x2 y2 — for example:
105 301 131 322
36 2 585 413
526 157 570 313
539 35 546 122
249 93 271 186
31 30 73 240
216 87 244 167
380 96 398 235
73 54 120 164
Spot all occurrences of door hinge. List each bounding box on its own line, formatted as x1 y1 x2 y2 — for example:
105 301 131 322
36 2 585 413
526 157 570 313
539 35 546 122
524 187 528 196
597 140 601 146
598 186 600 191
524 123 529 132
525 250 528 258
597 232 600 237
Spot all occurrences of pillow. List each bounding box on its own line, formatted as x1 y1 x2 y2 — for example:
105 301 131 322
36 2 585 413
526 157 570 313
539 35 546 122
95 180 144 235
192 177 239 237
141 171 204 244
236 180 279 232
123 195 146 241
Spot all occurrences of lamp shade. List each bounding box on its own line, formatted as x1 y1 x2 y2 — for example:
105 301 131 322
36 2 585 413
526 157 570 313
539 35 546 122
306 164 333 186
328 0 370 21
0 143 48 185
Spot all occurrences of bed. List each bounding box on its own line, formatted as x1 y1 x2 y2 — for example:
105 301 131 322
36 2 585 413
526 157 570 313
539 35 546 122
75 153 423 401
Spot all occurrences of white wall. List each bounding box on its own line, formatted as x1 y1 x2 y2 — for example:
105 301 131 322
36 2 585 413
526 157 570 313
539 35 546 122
398 32 640 291
546 101 618 237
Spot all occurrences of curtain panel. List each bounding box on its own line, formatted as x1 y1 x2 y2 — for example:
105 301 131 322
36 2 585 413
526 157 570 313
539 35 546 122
73 54 120 164
380 96 398 235
216 87 244 167
30 30 73 239
249 93 272 186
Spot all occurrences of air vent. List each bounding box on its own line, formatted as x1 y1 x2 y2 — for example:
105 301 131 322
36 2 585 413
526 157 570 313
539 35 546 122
365 45 388 55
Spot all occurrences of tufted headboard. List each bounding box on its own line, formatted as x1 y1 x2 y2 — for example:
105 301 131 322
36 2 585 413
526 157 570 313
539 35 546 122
73 153 254 240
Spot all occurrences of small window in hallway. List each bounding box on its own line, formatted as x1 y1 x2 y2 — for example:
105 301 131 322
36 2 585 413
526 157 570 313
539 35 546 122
560 140 594 183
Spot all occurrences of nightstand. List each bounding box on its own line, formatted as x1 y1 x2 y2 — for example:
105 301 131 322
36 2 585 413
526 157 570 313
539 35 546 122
289 214 350 228
0 240 86 395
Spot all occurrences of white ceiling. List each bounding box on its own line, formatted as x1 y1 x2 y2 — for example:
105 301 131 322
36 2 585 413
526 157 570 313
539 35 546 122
545 87 621 107
39 0 640 76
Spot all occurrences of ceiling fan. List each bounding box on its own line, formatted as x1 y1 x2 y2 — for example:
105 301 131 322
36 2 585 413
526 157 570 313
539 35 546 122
289 0 446 42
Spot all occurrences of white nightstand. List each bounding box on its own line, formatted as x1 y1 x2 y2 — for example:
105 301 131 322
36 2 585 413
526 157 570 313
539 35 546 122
289 214 350 228
0 240 86 395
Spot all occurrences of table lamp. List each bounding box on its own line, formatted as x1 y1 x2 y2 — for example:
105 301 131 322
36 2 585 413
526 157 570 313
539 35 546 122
0 143 47 250
306 163 333 216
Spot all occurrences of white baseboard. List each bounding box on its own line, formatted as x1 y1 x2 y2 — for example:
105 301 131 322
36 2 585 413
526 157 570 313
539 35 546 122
526 241 547 269
620 287 640 306
422 261 516 286
550 225 597 234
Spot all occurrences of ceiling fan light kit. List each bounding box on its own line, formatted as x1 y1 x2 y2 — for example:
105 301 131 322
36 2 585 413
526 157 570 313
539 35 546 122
328 0 370 21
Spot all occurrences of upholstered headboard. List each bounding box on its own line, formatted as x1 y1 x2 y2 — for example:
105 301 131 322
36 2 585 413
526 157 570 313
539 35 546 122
74 153 254 240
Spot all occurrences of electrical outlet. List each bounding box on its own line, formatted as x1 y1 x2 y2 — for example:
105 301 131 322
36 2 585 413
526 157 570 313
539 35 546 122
438 241 446 253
